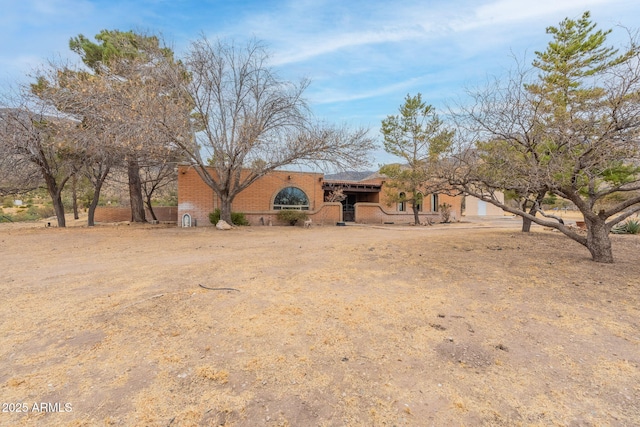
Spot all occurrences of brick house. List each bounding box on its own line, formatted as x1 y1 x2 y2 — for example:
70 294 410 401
177 165 462 226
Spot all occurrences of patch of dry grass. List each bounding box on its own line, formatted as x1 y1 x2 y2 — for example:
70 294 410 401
0 223 638 426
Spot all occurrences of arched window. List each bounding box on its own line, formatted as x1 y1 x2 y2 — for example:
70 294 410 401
431 194 439 212
415 192 424 212
398 192 406 212
273 187 309 210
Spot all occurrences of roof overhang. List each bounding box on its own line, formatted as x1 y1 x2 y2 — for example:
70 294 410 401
323 181 381 193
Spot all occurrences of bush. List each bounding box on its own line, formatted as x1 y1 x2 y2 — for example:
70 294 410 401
0 205 55 223
277 209 308 226
10 210 35 222
439 203 452 223
208 209 249 226
36 205 55 218
1 196 13 208
611 219 640 235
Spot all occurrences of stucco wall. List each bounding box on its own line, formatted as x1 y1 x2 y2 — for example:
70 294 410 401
464 194 506 216
356 192 462 224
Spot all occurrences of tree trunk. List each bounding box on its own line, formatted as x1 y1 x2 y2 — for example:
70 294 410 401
87 192 100 227
145 195 158 221
127 159 146 223
220 195 232 224
522 204 536 232
71 174 79 220
51 191 66 228
521 194 544 232
585 219 614 263
87 168 109 227
43 173 66 227
412 202 420 225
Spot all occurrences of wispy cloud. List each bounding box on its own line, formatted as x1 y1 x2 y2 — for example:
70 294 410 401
271 26 425 66
2 0 638 140
310 76 426 104
241 0 626 69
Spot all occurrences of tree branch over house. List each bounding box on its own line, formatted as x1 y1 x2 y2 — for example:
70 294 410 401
160 37 376 224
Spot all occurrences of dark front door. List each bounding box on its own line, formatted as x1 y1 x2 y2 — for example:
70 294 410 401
343 194 357 221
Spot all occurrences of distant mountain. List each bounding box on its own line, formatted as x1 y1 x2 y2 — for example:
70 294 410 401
324 171 377 182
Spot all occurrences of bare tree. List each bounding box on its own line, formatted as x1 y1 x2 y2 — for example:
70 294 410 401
448 68 553 233
31 63 119 226
32 32 188 226
449 12 640 263
0 151 42 197
67 30 184 223
141 156 180 221
0 98 79 227
162 37 375 224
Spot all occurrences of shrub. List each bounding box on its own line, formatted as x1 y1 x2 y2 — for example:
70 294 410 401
439 203 452 223
208 209 249 226
36 205 55 218
277 209 308 226
13 206 41 221
209 210 220 224
0 205 55 222
26 206 39 218
11 211 34 222
611 219 640 235
628 220 640 234
1 196 13 208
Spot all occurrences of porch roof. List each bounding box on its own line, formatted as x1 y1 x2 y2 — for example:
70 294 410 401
323 181 382 193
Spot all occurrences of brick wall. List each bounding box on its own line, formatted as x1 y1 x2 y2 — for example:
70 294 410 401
177 165 463 227
177 167 215 226
94 206 178 223
177 166 329 226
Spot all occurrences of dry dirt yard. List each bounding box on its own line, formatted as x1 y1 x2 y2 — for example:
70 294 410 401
0 219 639 426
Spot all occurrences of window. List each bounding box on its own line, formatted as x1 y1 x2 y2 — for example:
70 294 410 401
431 194 439 212
415 192 423 212
398 192 406 212
273 187 309 210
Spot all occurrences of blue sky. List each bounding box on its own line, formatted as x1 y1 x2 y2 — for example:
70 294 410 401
1 0 639 165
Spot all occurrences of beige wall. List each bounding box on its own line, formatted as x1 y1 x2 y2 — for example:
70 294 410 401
464 194 506 216
356 192 462 224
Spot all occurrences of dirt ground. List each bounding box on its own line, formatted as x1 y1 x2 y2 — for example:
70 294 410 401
0 217 639 426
